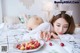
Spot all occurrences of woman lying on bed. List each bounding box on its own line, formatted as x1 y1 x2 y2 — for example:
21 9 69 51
23 11 75 42
22 11 80 53
40 11 75 41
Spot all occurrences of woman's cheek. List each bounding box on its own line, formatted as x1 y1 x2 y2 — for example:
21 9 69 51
63 28 68 33
55 27 59 33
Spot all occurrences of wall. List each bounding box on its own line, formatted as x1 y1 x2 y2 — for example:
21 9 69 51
59 3 80 24
0 0 2 23
2 0 62 22
2 0 80 24
2 0 28 16
2 0 53 21
2 0 48 17
70 4 80 24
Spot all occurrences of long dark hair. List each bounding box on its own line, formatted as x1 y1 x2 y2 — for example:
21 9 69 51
50 11 75 34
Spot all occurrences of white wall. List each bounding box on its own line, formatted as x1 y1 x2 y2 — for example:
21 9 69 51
3 0 48 16
2 0 60 22
0 0 2 23
70 4 80 24
59 3 80 24
61 0 80 24
2 0 80 23
3 0 52 21
3 0 28 16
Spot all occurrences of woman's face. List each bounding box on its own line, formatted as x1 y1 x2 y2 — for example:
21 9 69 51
53 18 69 35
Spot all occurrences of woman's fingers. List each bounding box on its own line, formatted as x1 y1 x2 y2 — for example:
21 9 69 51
43 31 47 40
40 31 47 40
40 31 56 41
43 32 51 41
40 31 43 39
47 32 51 41
50 32 59 39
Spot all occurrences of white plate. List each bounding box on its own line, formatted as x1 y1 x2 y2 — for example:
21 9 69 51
14 40 44 52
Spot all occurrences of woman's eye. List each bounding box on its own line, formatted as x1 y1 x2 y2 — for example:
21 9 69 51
63 26 68 28
57 25 60 27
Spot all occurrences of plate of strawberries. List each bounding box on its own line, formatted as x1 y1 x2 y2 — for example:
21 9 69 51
14 39 44 52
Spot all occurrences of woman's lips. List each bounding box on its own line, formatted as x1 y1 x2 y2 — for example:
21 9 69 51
59 32 63 34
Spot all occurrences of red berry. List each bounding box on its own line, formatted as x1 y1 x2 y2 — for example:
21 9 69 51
16 44 21 49
49 42 52 46
60 43 64 47
22 43 26 47
25 46 30 50
30 40 35 44
36 43 40 47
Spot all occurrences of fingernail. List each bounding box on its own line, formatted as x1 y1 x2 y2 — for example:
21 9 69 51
46 38 50 41
48 38 50 40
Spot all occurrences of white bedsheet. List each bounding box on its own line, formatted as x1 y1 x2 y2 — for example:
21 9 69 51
23 27 80 53
0 23 80 53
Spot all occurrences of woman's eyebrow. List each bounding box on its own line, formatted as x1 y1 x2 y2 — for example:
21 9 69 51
57 23 68 26
57 23 60 25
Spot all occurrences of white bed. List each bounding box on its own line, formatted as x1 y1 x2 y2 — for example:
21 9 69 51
0 24 80 53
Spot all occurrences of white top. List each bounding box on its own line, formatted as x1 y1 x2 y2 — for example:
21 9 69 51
28 22 53 34
23 22 53 40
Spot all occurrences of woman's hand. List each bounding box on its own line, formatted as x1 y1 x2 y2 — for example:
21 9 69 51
40 31 59 41
50 32 59 39
40 31 51 41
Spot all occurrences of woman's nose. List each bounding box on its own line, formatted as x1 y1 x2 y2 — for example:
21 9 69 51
59 27 63 32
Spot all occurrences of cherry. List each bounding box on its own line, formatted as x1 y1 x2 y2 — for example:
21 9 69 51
16 44 21 49
60 43 64 47
49 42 53 46
22 43 26 47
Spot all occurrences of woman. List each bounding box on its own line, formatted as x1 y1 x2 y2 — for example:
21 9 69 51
40 11 75 41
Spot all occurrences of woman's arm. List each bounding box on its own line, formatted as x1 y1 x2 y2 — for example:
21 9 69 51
28 22 52 34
